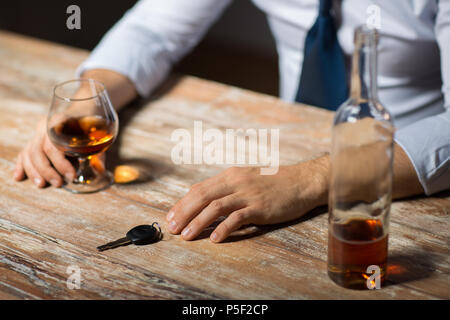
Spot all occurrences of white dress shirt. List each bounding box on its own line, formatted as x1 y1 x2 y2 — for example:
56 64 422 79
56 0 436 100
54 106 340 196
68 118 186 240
78 0 450 195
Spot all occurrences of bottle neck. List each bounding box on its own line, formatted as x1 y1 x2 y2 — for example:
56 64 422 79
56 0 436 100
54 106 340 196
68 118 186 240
350 35 378 102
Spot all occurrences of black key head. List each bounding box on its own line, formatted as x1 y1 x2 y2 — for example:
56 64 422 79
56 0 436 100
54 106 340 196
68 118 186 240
126 223 161 246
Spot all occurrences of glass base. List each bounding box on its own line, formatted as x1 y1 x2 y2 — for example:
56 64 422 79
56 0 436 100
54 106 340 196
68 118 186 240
327 267 386 290
62 170 114 194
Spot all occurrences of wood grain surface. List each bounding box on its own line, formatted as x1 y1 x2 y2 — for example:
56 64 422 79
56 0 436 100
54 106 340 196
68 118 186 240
0 30 449 300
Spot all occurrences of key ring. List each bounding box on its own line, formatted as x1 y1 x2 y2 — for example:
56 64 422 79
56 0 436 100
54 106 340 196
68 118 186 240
152 222 163 240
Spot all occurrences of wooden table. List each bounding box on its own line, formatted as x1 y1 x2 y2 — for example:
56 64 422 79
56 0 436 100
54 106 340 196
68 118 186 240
0 30 449 300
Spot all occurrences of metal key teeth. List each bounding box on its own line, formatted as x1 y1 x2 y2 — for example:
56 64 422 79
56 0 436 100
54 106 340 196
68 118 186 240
96 237 130 252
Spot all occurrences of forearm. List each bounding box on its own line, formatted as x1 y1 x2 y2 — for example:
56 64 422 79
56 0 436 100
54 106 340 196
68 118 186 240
80 68 138 112
305 142 424 207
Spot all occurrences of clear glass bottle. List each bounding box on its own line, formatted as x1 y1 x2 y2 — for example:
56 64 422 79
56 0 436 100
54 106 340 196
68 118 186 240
327 26 394 290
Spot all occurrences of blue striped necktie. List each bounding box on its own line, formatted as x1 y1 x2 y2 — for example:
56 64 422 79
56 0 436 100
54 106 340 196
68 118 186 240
295 0 348 110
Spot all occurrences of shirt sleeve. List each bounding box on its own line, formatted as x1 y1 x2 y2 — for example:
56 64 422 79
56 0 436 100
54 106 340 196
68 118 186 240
394 0 450 196
76 0 232 97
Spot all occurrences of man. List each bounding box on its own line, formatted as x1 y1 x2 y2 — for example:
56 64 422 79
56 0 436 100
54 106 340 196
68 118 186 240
14 0 450 243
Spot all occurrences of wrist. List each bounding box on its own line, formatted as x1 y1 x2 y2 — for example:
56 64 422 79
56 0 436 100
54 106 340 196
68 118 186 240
81 68 138 110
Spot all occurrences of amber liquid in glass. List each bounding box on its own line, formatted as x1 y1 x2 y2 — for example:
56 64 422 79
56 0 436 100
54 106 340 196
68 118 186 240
328 218 388 289
49 115 115 157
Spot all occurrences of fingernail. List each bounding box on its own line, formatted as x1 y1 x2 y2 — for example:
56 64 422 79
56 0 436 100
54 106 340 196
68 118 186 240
65 173 74 181
166 210 174 221
210 232 218 242
50 179 60 187
34 178 42 186
13 171 20 180
169 220 177 232
181 227 192 238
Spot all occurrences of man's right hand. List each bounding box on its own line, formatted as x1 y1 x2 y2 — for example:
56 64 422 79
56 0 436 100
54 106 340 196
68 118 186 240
13 118 76 188
13 69 138 188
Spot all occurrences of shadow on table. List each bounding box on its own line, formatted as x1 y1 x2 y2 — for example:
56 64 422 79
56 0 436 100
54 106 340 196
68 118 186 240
386 190 447 286
432 189 450 199
383 189 447 286
394 189 450 202
195 205 328 242
385 250 441 287
105 76 183 186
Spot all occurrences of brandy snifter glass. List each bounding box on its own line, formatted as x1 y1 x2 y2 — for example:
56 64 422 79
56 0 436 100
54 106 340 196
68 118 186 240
47 79 118 193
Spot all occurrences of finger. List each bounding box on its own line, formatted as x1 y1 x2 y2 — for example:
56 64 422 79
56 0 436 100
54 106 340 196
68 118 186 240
180 194 246 241
210 208 252 243
13 152 25 181
43 137 76 181
30 145 64 187
22 150 46 187
167 177 234 234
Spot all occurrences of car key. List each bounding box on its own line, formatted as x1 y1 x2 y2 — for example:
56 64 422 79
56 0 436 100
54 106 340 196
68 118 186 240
97 223 162 252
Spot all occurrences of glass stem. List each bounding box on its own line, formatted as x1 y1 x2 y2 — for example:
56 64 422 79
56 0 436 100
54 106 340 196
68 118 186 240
74 156 96 184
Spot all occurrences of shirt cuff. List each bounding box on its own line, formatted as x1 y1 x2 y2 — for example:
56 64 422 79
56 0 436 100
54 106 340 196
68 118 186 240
394 110 450 195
